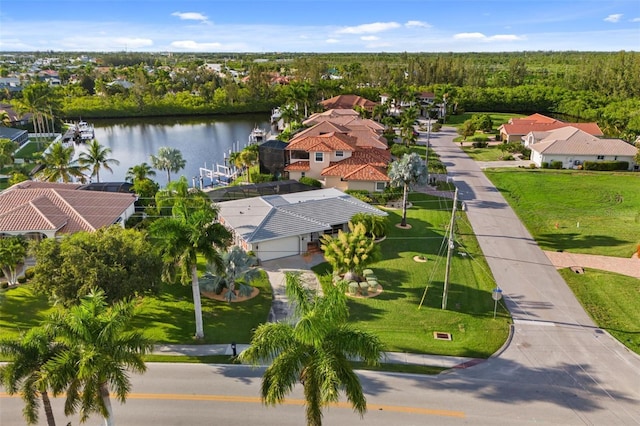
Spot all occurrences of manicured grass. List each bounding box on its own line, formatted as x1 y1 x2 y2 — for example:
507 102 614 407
314 192 511 358
130 271 272 344
560 268 640 355
1 271 272 346
444 112 524 128
485 168 640 257
14 141 45 159
462 146 510 162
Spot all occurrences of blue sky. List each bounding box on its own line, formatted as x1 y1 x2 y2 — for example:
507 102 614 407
1 0 638 52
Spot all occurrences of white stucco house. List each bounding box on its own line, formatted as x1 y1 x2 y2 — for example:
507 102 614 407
216 188 387 262
528 127 637 170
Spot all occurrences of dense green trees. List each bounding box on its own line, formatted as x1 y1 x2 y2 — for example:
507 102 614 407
0 138 18 170
31 226 161 306
240 272 384 426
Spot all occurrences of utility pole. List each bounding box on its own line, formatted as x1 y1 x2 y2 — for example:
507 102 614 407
442 187 458 310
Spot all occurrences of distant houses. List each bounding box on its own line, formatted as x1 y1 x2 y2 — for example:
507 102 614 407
499 113 603 143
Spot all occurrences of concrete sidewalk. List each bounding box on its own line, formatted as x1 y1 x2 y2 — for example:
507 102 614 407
152 343 484 369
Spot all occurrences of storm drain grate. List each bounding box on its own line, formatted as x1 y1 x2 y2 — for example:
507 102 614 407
433 332 452 341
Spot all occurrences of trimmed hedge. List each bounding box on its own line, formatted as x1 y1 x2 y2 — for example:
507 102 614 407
583 161 629 171
299 176 322 188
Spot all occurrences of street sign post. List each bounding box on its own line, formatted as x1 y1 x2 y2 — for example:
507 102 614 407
492 288 503 319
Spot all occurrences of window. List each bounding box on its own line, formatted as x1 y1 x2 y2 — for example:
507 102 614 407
597 155 605 160
375 182 386 192
335 150 344 157
301 172 306 178
315 152 324 162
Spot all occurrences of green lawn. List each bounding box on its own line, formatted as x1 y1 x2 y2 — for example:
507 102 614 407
314 192 511 358
462 146 511 162
1 271 272 345
560 268 640 355
445 112 524 129
485 169 640 257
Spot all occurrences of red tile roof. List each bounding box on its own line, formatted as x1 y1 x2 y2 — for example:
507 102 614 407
285 132 357 152
319 95 378 111
0 182 136 236
501 121 604 137
321 148 390 181
284 161 310 172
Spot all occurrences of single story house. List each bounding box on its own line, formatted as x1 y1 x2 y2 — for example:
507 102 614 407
0 126 29 147
528 127 637 170
319 94 378 113
0 181 137 239
499 113 603 143
217 188 387 262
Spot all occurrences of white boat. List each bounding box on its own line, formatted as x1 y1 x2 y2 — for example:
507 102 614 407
248 126 266 144
64 120 95 143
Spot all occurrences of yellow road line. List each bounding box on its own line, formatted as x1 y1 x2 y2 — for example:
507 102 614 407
1 392 465 418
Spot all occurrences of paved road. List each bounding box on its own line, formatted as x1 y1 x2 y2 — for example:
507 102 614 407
424 126 640 424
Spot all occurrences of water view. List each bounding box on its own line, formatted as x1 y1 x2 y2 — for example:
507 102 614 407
80 114 271 187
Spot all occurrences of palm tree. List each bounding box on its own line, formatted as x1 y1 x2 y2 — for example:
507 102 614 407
239 272 384 426
350 212 389 240
0 327 62 426
150 182 231 339
44 290 153 426
125 162 156 183
36 142 87 183
320 221 380 281
0 110 11 126
78 140 120 183
150 146 186 183
200 246 260 301
388 153 427 227
239 149 258 183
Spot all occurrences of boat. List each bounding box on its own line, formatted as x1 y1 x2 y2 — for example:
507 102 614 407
63 120 95 143
248 126 266 145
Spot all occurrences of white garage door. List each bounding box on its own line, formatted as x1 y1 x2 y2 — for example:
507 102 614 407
256 236 300 261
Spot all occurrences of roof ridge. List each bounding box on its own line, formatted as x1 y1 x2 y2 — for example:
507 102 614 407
50 189 96 231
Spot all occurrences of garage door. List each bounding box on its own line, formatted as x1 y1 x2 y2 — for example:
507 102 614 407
256 236 300 261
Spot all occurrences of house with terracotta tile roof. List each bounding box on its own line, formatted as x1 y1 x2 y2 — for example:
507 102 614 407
284 127 390 193
0 181 137 239
528 127 637 169
499 113 603 142
319 94 378 112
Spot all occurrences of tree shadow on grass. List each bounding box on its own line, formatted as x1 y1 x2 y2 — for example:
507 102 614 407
536 232 630 252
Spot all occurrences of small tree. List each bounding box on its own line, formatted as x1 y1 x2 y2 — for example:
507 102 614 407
458 119 477 141
472 114 493 133
0 236 28 286
320 221 379 281
388 153 427 227
350 213 388 240
200 246 260 302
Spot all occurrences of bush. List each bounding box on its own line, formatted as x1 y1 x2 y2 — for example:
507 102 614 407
17 276 27 284
23 267 35 280
550 161 563 169
583 161 630 171
502 154 514 161
472 140 488 148
251 172 274 183
345 189 373 203
541 162 549 169
390 144 411 157
431 122 442 132
299 176 322 188
471 134 489 142
529 163 537 169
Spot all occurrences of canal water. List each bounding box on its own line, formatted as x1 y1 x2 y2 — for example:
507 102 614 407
84 114 271 187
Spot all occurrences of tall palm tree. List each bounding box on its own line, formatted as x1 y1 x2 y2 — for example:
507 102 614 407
78 140 120 183
240 272 384 426
36 142 87 183
150 146 185 183
44 290 153 426
0 327 62 426
388 153 427 227
239 149 257 183
150 181 231 339
125 162 156 183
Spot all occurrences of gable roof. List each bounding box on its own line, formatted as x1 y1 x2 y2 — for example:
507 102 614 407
321 148 390 181
303 109 360 126
292 119 387 150
218 188 386 244
0 181 136 236
529 126 637 156
500 113 603 137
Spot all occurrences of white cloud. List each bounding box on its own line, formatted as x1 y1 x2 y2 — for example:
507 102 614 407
325 38 340 44
336 22 400 34
604 14 623 23
454 32 486 40
170 40 221 50
405 20 430 28
360 36 379 41
171 12 209 23
114 37 153 48
453 32 523 42
631 17 640 22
